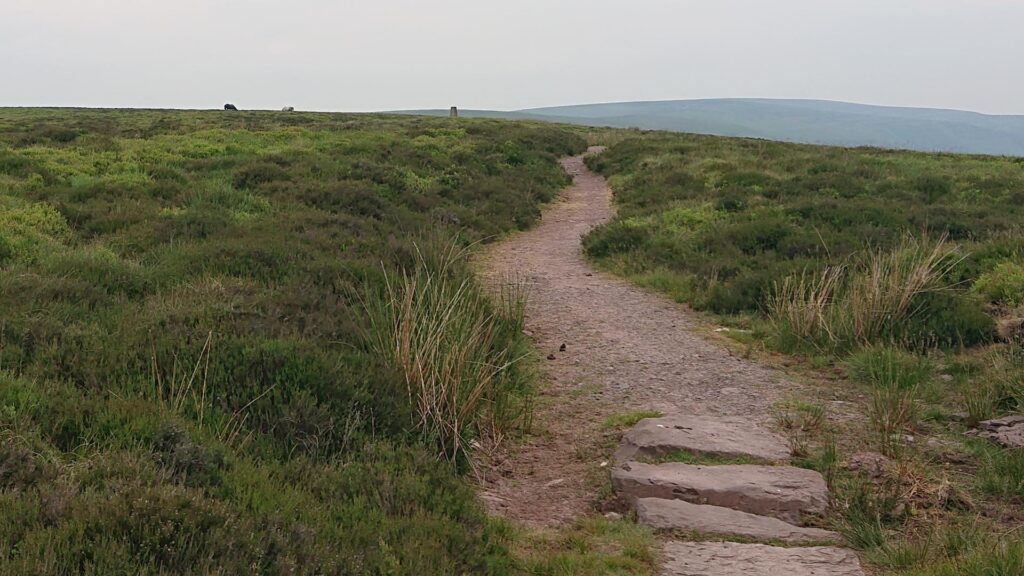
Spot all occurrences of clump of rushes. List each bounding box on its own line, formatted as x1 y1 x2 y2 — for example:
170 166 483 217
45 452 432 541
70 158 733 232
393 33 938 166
773 399 827 457
767 236 961 353
849 346 932 456
844 236 961 345
364 238 534 464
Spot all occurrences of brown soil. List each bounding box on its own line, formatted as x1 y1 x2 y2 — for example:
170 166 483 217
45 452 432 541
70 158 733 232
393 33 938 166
476 148 809 527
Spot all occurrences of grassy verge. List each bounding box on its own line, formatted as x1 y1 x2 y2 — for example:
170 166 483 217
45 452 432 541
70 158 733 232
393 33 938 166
0 108 586 573
584 132 1024 574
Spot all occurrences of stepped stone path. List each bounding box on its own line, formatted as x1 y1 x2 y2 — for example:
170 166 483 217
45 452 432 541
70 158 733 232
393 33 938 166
479 148 864 575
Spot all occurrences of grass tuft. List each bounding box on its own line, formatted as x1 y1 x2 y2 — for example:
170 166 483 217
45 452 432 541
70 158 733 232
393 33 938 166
364 238 536 464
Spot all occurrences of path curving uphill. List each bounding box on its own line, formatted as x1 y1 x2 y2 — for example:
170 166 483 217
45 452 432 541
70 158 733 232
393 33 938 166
480 148 863 575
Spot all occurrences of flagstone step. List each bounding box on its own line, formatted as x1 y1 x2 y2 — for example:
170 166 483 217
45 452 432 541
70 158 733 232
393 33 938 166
613 415 791 464
636 498 840 544
661 541 864 576
613 461 829 524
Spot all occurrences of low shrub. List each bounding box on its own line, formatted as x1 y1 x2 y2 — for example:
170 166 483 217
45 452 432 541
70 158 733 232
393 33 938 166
586 133 1020 344
972 261 1024 306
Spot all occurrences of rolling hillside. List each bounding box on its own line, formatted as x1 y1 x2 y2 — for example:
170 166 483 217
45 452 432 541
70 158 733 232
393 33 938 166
403 99 1024 156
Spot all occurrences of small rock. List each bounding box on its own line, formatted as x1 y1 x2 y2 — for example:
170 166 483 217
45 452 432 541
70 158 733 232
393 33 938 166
544 478 565 488
599 461 609 468
604 512 622 521
940 374 954 383
547 354 556 361
968 415 1024 448
559 343 567 352
846 452 891 479
998 317 1024 340
948 412 969 423
926 437 957 451
585 273 593 277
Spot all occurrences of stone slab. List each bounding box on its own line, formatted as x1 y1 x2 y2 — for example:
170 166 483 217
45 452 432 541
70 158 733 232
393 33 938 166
636 498 840 543
613 415 791 463
613 462 829 524
662 541 864 576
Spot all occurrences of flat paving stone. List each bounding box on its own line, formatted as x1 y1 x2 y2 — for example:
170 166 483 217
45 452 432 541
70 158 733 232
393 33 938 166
636 498 841 543
613 415 791 463
613 462 828 524
662 541 864 576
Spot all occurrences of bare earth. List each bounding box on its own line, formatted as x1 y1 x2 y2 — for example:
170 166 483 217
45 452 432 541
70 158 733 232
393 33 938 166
477 148 805 527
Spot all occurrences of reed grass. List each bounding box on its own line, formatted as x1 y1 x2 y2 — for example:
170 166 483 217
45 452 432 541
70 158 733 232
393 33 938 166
364 239 534 463
767 235 961 352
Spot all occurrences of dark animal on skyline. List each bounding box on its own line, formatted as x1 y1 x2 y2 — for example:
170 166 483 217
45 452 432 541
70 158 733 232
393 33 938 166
224 103 238 110
282 106 295 112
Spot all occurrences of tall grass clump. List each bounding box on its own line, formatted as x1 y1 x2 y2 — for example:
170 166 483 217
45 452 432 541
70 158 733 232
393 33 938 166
765 266 845 350
364 239 534 463
846 236 961 343
973 441 1024 498
849 346 933 455
767 236 962 352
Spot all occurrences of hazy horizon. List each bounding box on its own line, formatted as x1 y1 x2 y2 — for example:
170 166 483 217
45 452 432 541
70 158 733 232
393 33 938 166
5 0 1022 115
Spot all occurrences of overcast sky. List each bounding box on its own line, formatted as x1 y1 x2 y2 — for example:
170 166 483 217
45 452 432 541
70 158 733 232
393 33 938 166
3 0 1022 114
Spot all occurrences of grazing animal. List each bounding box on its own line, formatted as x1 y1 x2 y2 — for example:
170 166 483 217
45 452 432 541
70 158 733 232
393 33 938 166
224 103 238 111
282 106 295 112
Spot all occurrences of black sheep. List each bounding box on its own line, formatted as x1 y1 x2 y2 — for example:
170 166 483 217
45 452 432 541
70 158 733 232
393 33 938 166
224 103 238 111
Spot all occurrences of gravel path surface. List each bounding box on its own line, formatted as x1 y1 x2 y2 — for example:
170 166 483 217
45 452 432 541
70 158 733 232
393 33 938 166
477 147 799 527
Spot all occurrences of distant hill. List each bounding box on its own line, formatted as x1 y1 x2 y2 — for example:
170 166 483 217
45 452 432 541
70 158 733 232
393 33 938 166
400 99 1024 156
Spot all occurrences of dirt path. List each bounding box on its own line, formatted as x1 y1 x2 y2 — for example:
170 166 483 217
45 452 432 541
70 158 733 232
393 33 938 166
477 147 803 527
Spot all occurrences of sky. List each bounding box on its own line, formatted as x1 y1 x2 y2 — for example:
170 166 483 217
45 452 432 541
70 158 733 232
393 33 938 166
3 0 1022 114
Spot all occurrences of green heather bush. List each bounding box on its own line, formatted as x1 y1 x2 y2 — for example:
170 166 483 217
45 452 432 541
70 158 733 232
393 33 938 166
972 261 1024 306
585 134 1017 348
0 108 585 574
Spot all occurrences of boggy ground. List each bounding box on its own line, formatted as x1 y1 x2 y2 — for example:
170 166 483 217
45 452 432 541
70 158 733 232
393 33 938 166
477 147 809 527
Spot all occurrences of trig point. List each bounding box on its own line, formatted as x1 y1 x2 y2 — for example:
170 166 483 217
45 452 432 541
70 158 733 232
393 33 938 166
449 106 459 118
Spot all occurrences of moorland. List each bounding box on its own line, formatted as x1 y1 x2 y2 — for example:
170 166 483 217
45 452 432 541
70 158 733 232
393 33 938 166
2 108 1024 575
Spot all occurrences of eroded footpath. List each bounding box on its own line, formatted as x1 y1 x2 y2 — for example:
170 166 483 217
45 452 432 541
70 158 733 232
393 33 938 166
479 148 863 575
